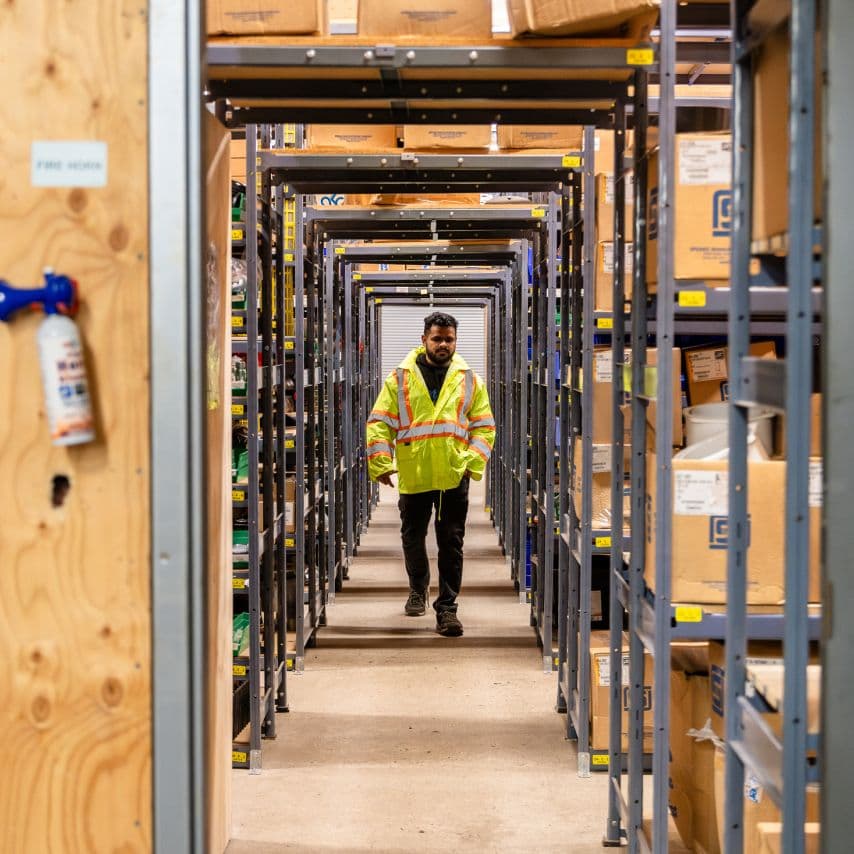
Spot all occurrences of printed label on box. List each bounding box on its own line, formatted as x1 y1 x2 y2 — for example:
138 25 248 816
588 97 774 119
602 242 634 275
594 350 612 383
678 137 732 186
597 653 631 687
285 501 295 527
809 459 823 508
687 348 728 382
591 444 611 473
674 469 729 516
604 174 634 205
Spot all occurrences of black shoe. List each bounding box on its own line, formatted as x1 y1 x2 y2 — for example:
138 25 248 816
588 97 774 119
404 589 427 616
436 610 463 637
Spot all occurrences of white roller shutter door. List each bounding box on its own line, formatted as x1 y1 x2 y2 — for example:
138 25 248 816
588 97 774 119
380 304 487 379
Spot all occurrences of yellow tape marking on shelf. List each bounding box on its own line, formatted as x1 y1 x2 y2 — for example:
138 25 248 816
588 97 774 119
675 606 704 623
231 229 244 241
232 489 246 502
627 48 655 66
595 536 612 548
233 664 247 677
678 290 707 308
531 207 546 218
284 253 294 262
597 317 614 329
232 578 247 590
591 754 609 767
284 340 295 350
334 246 346 255
231 404 244 415
231 316 243 328
232 750 248 764
562 155 582 168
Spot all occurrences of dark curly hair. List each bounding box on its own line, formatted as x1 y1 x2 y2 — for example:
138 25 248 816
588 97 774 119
423 311 458 332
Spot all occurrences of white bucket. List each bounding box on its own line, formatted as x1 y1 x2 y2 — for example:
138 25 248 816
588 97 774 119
683 402 776 455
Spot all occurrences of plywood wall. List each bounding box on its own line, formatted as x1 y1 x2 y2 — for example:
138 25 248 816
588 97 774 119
0 2 151 851
205 111 233 854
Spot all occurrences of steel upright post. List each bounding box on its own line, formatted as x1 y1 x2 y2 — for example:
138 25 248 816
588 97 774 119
652 0 677 849
724 1 754 848
605 102 627 846
782 1 817 850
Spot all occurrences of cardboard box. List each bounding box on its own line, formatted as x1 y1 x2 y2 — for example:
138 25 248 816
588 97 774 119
757 822 821 854
508 0 657 37
713 748 821 854
646 457 822 605
370 193 482 207
684 340 777 406
305 125 398 151
594 241 634 312
592 128 658 176
753 25 823 242
775 392 822 458
285 476 296 533
313 193 376 207
359 0 492 38
572 437 620 530
403 125 492 150
669 671 721 854
647 133 733 285
595 173 635 242
208 0 320 35
497 125 584 151
589 630 654 752
623 347 684 447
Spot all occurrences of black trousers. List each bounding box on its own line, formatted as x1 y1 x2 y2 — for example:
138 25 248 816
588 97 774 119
398 478 469 614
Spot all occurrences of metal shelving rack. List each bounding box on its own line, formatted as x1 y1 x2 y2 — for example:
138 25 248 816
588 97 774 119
723 2 823 852
231 125 289 771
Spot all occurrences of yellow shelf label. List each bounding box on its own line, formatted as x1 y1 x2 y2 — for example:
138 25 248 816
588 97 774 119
597 317 614 329
232 578 247 590
365 286 374 293
353 273 362 280
285 537 296 548
675 605 704 623
678 290 707 308
284 340 295 350
232 750 248 764
231 404 245 415
284 253 294 262
284 440 295 449
531 207 546 218
595 536 612 548
231 316 244 328
561 155 582 168
591 754 610 766
232 489 246 502
627 48 654 66
334 246 345 255
375 298 383 304
553 657 559 669
286 659 295 672
231 229 244 241
233 664 247 677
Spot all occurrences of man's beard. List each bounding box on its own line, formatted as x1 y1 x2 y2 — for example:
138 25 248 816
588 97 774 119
428 348 452 365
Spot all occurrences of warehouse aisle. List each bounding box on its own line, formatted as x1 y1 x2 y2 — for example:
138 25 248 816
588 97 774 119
228 481 610 853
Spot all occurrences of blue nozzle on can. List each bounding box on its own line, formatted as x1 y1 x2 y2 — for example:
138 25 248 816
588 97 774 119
0 271 78 322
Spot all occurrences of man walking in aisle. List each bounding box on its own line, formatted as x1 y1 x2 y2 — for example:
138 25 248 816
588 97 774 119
366 312 495 637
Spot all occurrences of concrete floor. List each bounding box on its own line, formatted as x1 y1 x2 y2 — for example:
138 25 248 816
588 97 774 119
228 482 612 853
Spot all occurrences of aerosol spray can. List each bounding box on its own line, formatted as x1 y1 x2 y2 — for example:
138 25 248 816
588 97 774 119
36 273 95 446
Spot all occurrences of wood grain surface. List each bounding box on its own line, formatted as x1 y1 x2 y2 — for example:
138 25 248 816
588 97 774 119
205 111 233 854
0 1 151 851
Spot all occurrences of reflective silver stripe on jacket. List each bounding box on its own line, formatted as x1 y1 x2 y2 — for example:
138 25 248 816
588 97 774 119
397 421 469 443
366 441 393 455
396 368 411 428
469 415 496 429
368 412 400 429
469 436 493 459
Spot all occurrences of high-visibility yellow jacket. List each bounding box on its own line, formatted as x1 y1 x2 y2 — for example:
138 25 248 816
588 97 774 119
366 347 496 494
